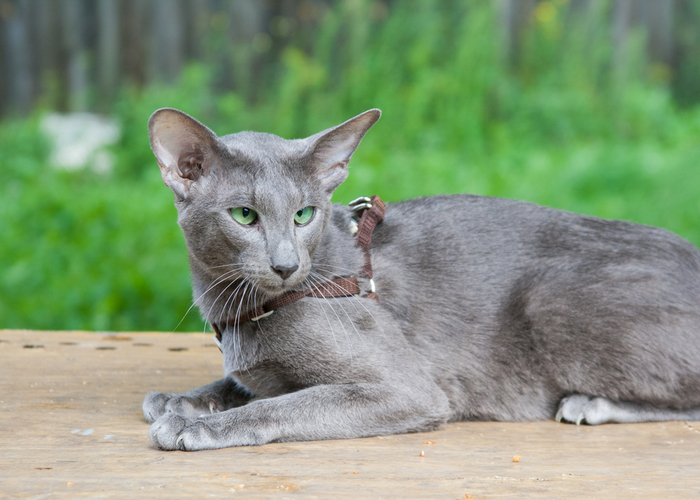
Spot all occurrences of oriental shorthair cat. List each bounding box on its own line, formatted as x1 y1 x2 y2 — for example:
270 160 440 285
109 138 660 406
143 108 700 450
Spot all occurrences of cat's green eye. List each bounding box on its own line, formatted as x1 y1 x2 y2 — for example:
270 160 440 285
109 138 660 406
294 206 314 226
230 207 258 226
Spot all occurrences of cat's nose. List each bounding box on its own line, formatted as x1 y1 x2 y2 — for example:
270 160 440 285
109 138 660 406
272 263 298 280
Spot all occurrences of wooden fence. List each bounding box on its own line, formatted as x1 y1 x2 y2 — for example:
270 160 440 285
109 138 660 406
0 0 698 118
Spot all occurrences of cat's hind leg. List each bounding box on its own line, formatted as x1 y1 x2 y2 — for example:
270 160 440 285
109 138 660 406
555 394 700 425
143 376 253 423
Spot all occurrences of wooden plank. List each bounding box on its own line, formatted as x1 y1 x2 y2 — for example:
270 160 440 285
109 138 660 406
1 329 699 498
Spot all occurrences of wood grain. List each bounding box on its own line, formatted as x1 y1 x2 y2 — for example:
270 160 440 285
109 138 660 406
1 329 699 499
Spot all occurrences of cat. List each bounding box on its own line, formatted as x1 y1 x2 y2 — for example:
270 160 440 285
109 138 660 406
143 108 700 451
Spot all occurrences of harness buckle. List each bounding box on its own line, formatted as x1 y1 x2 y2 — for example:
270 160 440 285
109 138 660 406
250 310 274 322
349 196 373 213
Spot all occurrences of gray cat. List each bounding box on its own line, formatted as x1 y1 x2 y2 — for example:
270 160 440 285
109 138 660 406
143 108 700 451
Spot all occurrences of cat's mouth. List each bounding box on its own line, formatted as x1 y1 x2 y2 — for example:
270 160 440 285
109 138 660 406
255 270 309 297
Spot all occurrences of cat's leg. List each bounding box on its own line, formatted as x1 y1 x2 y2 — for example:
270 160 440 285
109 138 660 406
555 394 700 425
143 376 254 423
149 382 450 450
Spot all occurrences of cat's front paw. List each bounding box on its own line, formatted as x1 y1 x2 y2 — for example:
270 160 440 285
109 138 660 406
149 413 211 451
147 413 231 451
143 391 220 423
555 394 614 425
149 411 269 450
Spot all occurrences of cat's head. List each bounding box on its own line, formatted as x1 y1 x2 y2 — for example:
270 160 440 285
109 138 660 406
148 108 380 297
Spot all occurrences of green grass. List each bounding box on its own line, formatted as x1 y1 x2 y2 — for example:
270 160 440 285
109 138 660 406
2 0 700 331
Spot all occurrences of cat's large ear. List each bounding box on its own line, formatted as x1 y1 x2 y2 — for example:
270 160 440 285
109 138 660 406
148 108 219 199
306 109 381 194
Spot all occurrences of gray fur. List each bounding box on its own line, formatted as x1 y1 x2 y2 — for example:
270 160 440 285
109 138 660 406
144 108 700 451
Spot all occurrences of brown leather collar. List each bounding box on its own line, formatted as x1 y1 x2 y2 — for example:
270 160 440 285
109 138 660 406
212 195 386 347
352 195 386 299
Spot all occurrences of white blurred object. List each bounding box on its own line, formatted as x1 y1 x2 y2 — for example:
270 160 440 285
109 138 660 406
40 113 121 174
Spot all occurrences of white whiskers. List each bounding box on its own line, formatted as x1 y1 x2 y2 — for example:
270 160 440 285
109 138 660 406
309 268 386 338
174 265 243 332
181 260 385 374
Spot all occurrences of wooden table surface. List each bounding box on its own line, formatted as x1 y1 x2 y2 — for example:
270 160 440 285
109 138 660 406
1 329 699 499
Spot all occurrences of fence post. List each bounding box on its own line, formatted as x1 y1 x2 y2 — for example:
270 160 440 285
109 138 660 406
97 0 120 110
151 0 185 83
2 0 35 115
62 0 89 111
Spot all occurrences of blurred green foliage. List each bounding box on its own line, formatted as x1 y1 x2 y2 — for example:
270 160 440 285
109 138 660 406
2 0 700 332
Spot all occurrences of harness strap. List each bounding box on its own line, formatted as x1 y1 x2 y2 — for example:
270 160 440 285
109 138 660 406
227 275 360 326
355 195 386 300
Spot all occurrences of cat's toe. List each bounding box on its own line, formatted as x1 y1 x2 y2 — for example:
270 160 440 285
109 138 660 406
556 394 591 424
579 397 615 425
556 395 613 425
149 413 220 451
150 413 187 450
143 391 172 423
143 392 215 423
163 395 209 419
